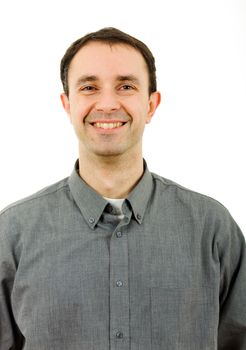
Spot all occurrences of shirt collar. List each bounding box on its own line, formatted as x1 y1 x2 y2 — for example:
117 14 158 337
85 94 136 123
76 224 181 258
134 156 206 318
68 159 153 228
126 159 153 224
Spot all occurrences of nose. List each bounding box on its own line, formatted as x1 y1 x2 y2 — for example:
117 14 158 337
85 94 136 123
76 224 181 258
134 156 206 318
95 89 121 113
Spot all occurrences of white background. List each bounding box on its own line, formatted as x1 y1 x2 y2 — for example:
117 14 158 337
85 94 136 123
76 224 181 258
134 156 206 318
0 0 245 235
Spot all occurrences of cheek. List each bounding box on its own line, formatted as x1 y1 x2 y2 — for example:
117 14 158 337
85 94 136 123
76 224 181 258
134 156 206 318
125 97 148 116
134 101 151 123
70 100 92 123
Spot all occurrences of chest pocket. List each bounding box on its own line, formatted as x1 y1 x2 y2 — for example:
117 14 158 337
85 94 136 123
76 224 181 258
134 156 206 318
150 286 217 350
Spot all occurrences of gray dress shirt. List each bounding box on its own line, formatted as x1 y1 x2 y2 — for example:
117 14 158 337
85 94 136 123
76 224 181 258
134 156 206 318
0 160 246 350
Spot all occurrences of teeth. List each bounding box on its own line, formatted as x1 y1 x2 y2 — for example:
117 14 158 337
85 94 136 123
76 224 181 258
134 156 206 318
94 122 124 129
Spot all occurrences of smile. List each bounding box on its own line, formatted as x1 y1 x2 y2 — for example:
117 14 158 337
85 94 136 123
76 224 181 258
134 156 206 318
92 122 126 129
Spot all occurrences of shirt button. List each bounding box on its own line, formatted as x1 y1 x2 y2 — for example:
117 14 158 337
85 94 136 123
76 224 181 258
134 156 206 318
116 331 123 339
116 280 123 287
137 214 142 220
89 217 95 224
116 231 122 238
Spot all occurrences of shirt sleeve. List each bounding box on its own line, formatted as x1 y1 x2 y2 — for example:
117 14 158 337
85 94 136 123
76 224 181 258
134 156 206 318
216 207 246 349
0 210 24 350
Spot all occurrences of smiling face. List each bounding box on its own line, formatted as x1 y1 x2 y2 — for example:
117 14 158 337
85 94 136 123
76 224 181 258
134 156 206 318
61 42 160 160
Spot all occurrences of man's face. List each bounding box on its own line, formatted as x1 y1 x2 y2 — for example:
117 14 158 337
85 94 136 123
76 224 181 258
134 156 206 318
61 42 160 159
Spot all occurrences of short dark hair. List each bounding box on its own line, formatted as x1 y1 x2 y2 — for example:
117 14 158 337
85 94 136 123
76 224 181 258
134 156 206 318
60 27 157 96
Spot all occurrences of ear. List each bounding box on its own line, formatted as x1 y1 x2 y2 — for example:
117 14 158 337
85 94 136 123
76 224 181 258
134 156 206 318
146 91 161 124
60 93 71 120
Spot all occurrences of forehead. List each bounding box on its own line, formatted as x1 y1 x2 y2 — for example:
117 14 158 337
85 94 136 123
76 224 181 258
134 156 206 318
68 42 148 83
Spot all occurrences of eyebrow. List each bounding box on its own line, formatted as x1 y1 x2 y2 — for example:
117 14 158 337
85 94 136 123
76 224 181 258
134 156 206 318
75 75 98 88
75 74 140 88
116 75 140 85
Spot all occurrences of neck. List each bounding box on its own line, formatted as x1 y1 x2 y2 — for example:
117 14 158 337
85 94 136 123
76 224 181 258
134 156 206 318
78 151 144 199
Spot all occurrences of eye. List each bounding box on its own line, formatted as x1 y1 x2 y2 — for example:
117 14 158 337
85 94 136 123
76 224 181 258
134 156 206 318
118 84 138 94
79 85 97 93
120 84 135 90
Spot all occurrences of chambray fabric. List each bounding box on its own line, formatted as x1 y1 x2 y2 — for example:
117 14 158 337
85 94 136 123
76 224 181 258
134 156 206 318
0 159 246 350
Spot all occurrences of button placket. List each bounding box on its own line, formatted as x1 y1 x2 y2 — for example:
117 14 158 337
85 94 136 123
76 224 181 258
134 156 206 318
109 223 130 348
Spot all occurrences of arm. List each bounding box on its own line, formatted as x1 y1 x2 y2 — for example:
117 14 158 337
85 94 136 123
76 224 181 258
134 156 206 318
0 211 23 350
217 211 246 349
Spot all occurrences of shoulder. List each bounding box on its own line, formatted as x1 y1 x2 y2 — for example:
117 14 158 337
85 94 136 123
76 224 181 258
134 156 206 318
0 177 70 220
151 172 245 248
151 172 237 229
152 172 224 207
0 177 71 260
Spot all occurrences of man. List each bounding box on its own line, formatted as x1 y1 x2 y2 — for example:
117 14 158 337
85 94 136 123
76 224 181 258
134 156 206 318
0 27 245 350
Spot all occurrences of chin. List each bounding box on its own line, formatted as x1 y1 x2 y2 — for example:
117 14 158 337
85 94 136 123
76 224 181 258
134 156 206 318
93 148 125 157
